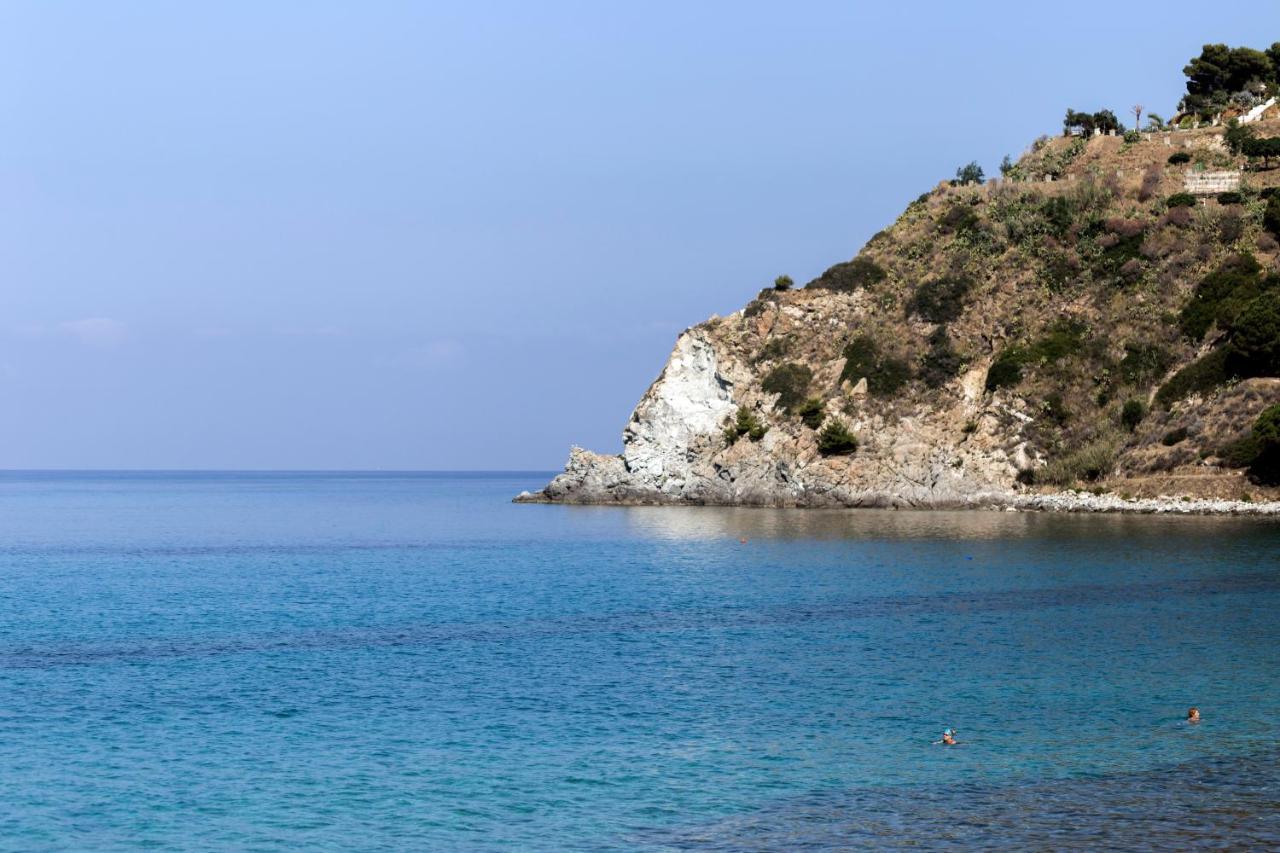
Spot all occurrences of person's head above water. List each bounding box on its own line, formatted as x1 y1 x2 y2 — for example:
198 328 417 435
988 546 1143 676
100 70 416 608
1187 707 1200 723
941 728 957 745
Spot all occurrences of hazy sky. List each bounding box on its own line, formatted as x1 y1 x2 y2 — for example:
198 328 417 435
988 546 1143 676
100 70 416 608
0 2 1270 469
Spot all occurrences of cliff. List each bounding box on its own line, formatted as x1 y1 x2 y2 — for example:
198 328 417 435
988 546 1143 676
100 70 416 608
519 120 1280 511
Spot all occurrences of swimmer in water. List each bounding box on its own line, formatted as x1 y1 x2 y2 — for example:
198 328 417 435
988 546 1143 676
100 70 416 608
935 728 958 745
1187 707 1200 724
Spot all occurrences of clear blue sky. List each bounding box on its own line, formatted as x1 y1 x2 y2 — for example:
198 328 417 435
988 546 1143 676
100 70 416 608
0 1 1271 469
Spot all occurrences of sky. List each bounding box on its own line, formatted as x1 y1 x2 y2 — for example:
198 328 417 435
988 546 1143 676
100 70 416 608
0 1 1272 469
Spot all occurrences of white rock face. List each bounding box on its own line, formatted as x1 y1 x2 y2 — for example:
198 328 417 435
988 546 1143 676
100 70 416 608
621 331 736 494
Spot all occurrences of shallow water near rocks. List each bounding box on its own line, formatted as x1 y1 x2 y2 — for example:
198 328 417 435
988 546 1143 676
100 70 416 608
0 471 1277 849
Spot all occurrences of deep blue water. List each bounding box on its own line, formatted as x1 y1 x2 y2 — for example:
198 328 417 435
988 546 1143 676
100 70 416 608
1 471 1277 850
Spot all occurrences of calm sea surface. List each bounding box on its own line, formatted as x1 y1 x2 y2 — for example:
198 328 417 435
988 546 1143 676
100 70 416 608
1 471 1277 850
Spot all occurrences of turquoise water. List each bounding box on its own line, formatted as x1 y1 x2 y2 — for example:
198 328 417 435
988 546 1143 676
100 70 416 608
1 471 1277 849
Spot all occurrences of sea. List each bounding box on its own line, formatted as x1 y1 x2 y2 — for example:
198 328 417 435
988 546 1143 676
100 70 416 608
0 471 1277 850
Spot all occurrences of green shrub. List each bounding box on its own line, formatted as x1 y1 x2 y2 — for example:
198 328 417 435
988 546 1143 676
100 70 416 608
1227 294 1280 376
1217 191 1244 205
1168 151 1192 165
1095 229 1146 282
724 406 768 446
806 257 886 292
1167 192 1197 208
797 398 825 429
743 289 776 319
1119 343 1173 386
840 336 911 397
985 320 1091 392
940 204 979 233
1249 404 1280 484
753 335 791 364
1041 196 1075 237
1123 130 1142 144
984 349 1025 391
1219 212 1245 244
1162 427 1189 446
1219 433 1261 467
1026 319 1088 363
1034 439 1119 486
1178 253 1264 340
762 363 813 413
1043 391 1070 426
1154 348 1231 408
816 420 859 456
919 328 965 388
1121 398 1146 431
773 274 794 291
907 276 973 324
1265 195 1280 237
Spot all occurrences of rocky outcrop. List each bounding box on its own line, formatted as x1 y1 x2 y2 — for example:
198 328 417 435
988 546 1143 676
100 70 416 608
517 311 1036 508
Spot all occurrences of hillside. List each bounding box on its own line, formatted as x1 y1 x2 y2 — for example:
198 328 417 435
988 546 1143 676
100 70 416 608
519 71 1280 511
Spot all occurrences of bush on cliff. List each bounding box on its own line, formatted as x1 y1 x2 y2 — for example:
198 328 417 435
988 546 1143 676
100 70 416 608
1227 293 1280 377
1266 195 1280 238
1217 405 1280 484
723 406 767 446
1121 399 1146 431
806 257 886 292
762 363 813 413
919 328 965 388
1118 342 1173 387
840 335 911 397
1155 348 1231 408
907 276 973 324
1178 254 1263 341
1033 439 1119 486
816 420 858 456
985 320 1089 392
797 398 826 429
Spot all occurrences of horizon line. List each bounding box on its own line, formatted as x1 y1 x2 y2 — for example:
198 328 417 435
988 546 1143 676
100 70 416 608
0 468 560 475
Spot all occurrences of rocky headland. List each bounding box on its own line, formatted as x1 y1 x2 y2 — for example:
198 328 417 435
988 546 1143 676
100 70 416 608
520 54 1280 515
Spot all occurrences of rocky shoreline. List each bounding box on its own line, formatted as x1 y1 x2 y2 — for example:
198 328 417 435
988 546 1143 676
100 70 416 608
514 482 1280 516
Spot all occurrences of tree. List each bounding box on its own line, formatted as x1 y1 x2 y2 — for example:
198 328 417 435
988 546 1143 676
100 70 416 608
1146 113 1165 130
1093 109 1123 135
1224 118 1256 155
999 154 1014 176
1064 109 1094 136
1269 43 1280 82
1064 108 1123 136
773 275 794 291
1182 44 1278 117
1243 136 1280 168
1131 104 1143 132
1229 295 1280 377
954 161 984 185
